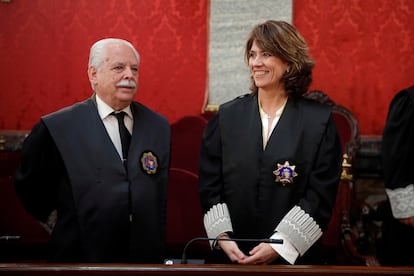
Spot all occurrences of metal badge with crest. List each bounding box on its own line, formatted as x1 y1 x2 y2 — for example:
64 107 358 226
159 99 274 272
273 161 298 186
140 151 158 174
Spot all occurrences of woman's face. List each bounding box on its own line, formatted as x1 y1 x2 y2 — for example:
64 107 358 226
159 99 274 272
248 41 289 91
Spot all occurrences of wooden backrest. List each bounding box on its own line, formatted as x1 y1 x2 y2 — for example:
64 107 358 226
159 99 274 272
0 152 49 262
166 167 209 259
304 90 367 265
304 90 360 160
170 116 208 174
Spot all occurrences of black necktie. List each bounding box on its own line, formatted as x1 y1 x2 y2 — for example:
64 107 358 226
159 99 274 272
111 111 131 161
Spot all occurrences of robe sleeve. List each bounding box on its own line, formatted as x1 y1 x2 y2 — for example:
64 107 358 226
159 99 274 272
297 113 343 230
14 120 62 223
198 113 224 213
199 114 234 243
275 113 342 256
382 89 414 219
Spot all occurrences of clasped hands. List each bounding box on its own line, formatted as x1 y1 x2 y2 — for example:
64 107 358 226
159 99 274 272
217 233 279 265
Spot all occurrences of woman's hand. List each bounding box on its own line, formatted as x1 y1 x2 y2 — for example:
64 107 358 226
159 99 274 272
216 233 248 263
238 243 279 265
218 239 248 263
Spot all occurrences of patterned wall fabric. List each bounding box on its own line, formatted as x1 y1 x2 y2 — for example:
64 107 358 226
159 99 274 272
294 0 414 135
0 0 414 135
0 0 207 129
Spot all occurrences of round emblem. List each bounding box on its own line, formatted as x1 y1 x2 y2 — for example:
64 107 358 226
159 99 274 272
140 151 158 174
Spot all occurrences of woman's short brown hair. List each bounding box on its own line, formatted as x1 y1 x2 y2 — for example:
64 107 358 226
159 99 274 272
245 20 315 98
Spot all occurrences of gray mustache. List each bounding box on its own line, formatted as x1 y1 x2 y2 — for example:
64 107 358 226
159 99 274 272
116 80 136 88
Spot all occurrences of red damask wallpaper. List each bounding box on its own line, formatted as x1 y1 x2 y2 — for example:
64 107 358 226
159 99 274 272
294 0 414 135
0 0 207 130
0 0 413 135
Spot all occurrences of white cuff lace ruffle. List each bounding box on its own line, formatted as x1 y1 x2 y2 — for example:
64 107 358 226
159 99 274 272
203 203 233 247
386 184 414 219
275 205 322 256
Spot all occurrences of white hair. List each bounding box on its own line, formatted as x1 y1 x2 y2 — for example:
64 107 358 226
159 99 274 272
88 38 140 70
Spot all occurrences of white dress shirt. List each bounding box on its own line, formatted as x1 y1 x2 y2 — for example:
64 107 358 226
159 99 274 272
95 95 133 160
259 99 287 149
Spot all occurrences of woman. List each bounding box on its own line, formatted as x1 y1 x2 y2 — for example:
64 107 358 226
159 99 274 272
199 20 342 265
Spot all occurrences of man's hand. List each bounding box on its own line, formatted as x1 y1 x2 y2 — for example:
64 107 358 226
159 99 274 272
238 243 279 265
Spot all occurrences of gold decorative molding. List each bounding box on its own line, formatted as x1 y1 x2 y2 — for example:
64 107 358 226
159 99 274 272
341 153 353 180
0 131 29 151
204 104 219 112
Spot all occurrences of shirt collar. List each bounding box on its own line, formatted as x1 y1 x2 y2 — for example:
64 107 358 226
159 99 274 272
96 94 132 120
258 97 288 119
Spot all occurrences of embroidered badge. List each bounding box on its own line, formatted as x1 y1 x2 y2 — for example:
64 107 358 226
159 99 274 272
273 161 298 186
140 151 158 174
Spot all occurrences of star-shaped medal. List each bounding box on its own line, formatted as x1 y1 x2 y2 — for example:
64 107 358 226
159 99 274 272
273 161 298 186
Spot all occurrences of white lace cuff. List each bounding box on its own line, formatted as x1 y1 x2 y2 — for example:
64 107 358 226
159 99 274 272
270 231 299 264
275 206 322 256
39 209 57 235
386 184 414 219
203 203 233 247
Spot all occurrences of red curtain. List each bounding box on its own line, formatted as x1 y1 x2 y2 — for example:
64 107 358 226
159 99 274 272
1 0 414 135
294 0 414 135
0 0 207 130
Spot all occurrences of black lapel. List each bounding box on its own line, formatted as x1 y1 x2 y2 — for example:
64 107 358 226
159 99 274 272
264 99 300 156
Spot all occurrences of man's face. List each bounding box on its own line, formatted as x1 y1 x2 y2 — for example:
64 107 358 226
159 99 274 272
89 43 139 110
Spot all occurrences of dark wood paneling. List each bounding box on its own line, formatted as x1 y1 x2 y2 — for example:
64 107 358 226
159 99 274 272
0 263 413 276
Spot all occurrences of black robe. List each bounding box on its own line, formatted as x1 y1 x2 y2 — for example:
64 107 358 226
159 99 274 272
379 86 414 266
199 93 342 263
14 97 170 263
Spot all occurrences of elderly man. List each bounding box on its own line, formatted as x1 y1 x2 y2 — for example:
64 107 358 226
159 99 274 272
14 38 171 263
